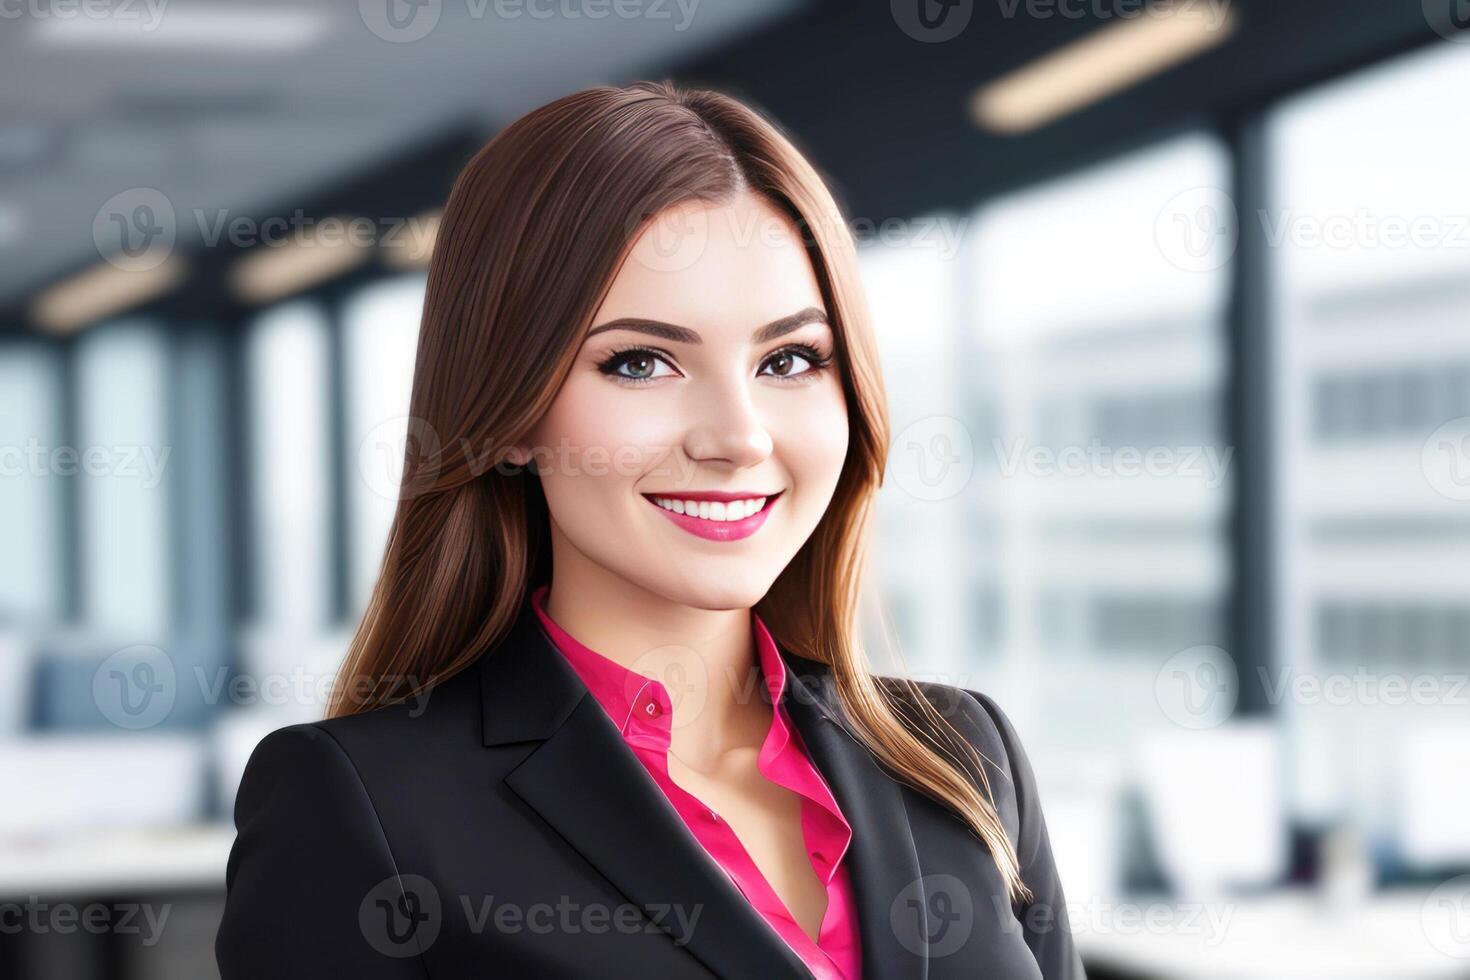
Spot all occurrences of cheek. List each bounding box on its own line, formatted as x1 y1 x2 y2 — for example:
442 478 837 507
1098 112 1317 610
775 383 850 497
533 376 680 494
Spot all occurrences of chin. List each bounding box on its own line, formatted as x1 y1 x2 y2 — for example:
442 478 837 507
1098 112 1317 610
659 573 773 612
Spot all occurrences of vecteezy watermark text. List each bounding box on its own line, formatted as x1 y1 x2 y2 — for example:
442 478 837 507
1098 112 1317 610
0 900 171 945
993 437 1234 489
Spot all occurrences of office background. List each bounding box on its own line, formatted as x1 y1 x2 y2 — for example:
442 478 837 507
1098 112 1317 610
1 0 1468 977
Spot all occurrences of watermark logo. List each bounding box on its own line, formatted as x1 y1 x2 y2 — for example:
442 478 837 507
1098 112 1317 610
360 0 442 42
626 643 709 734
358 414 444 502
1155 644 1237 728
93 196 442 266
892 0 973 42
361 874 443 957
623 194 712 274
891 873 975 958
491 0 700 30
92 653 436 729
998 895 1236 945
1423 0 1470 42
891 416 974 501
0 899 171 944
1158 198 1470 270
1423 416 1470 502
850 214 969 261
1156 186 1237 273
1422 875 1470 958
990 0 1232 29
93 187 176 271
459 894 704 939
361 0 699 43
1255 666 1468 708
992 437 1233 488
354 428 710 494
0 0 169 30
0 439 170 487
93 644 177 730
1257 208 1470 251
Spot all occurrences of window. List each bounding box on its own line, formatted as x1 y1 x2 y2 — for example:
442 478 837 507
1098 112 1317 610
858 133 1237 906
341 274 426 616
860 229 980 677
966 133 1233 749
245 301 332 631
1267 42 1470 862
75 319 172 638
0 340 63 624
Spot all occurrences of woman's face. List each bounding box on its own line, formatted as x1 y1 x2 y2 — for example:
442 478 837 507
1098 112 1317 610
521 189 850 611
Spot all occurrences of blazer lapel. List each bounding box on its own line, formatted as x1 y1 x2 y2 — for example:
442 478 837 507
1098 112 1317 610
479 601 812 979
477 597 931 980
778 653 931 980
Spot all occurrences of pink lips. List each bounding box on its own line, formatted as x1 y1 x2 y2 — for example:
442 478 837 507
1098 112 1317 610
642 491 782 542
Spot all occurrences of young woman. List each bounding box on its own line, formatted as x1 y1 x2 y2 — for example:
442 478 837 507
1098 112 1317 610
216 80 1083 980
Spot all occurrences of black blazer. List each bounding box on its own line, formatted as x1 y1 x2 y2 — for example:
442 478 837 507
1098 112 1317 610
216 597 1085 979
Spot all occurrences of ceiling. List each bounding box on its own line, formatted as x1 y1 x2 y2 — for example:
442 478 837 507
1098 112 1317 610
0 0 1452 314
0 0 800 306
670 0 1449 221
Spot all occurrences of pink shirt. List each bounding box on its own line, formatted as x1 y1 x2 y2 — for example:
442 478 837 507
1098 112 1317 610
530 584 861 980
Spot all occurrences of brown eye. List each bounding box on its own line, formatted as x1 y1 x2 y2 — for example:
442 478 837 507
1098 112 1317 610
759 345 824 379
619 353 656 379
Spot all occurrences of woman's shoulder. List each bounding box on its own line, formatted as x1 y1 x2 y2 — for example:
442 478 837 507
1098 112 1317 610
218 714 436 976
871 673 1043 838
232 720 363 814
237 659 485 794
873 673 1025 763
780 650 1029 776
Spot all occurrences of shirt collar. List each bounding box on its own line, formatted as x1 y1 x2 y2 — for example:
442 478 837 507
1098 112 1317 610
529 583 788 738
527 583 853 885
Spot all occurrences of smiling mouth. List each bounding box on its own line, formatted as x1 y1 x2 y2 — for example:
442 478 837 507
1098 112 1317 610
640 491 784 542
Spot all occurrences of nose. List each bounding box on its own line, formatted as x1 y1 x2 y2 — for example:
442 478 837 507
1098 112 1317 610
682 377 773 470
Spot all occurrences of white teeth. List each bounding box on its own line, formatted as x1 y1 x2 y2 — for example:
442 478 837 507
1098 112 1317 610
651 495 769 521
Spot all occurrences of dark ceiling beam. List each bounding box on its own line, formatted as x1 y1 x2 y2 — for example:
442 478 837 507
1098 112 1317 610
668 0 1447 220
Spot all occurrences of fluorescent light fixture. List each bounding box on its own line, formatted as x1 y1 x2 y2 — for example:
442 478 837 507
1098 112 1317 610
231 220 373 304
31 255 188 335
380 209 442 269
31 7 332 52
971 0 1237 134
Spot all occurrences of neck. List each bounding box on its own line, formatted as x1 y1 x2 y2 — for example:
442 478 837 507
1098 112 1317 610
542 554 773 769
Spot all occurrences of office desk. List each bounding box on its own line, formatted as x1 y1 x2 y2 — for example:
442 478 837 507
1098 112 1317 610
1075 888 1470 980
0 824 234 899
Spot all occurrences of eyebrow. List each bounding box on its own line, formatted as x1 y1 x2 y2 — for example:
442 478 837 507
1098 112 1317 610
585 306 829 345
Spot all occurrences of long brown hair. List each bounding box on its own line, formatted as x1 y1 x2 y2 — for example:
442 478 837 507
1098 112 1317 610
328 80 1030 903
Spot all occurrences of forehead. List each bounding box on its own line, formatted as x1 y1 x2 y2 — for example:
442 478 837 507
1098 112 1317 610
593 191 827 338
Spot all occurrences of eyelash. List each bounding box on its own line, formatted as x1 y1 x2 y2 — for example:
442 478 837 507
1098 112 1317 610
595 343 835 387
